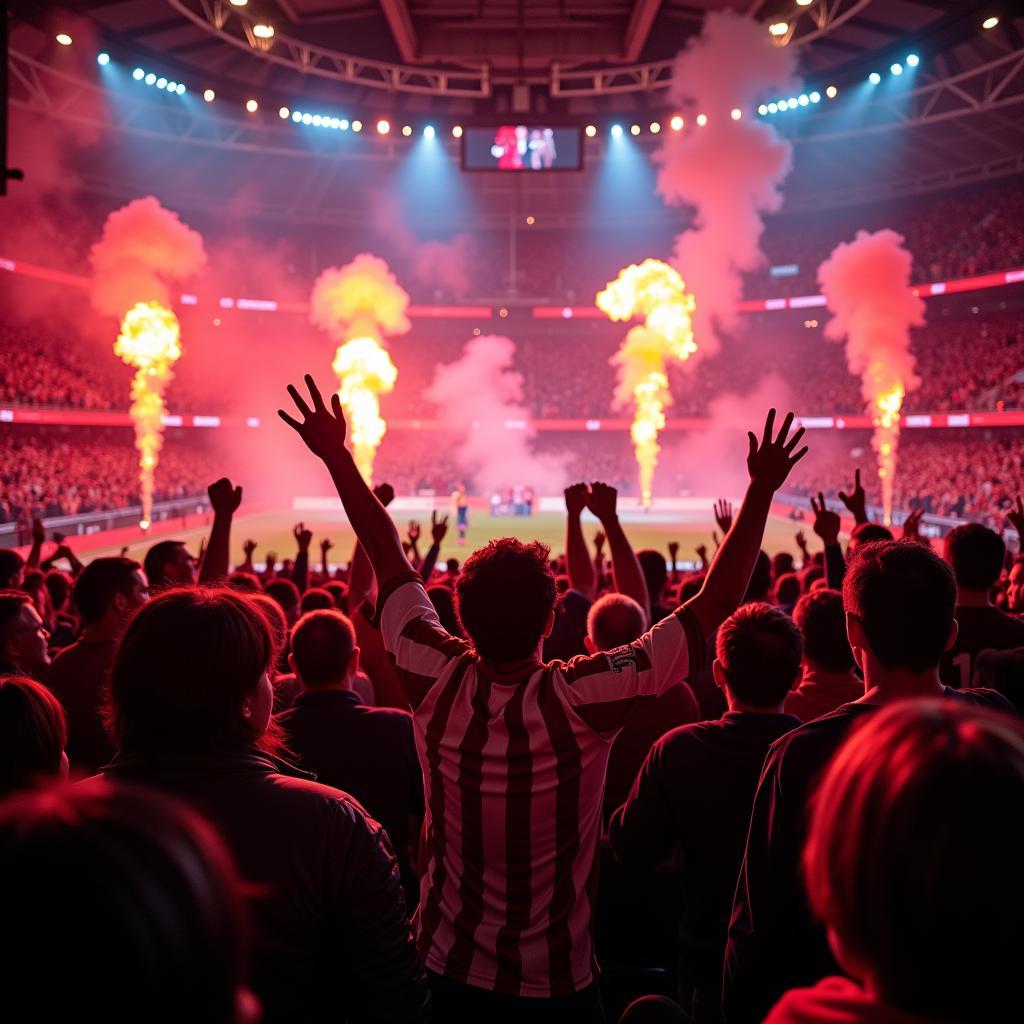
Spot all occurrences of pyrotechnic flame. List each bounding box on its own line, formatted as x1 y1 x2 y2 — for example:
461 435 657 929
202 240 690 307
597 259 697 506
114 301 182 529
310 255 410 483
872 381 905 524
331 337 398 481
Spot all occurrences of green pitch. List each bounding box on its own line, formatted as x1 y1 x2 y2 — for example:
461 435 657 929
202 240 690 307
85 506 810 571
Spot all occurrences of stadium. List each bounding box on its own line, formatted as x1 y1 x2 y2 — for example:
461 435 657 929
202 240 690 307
2 3 1024 1022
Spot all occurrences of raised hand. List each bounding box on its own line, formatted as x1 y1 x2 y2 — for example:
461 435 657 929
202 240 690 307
712 530 721 550
668 541 680 560
243 539 257 558
31 517 45 546
1007 495 1024 538
265 550 277 572
279 374 347 461
695 543 708 566
320 537 334 555
408 521 421 543
810 492 841 546
293 522 313 552
902 507 925 542
564 483 589 517
746 409 808 491
431 510 449 544
373 483 395 508
795 529 809 556
714 500 733 534
593 530 606 553
585 481 618 523
838 468 868 524
208 478 242 516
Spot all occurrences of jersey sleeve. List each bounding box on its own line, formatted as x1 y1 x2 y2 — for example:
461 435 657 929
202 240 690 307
555 604 707 733
377 571 471 710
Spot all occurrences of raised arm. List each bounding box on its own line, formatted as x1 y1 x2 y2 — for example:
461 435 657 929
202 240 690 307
564 483 597 601
419 511 447 583
586 482 650 621
686 410 807 635
292 522 312 593
838 468 869 525
320 537 333 578
198 478 242 584
280 377 409 586
811 492 845 590
26 518 44 569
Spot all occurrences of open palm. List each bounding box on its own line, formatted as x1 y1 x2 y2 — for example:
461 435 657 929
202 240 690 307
279 374 348 460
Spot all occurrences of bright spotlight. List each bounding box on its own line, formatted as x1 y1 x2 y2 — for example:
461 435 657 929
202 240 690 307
451 125 462 138
202 88 215 102
787 97 798 109
769 22 788 37
229 0 249 5
758 103 768 115
352 119 363 132
97 52 110 66
252 24 275 39
279 106 290 119
630 124 640 135
730 107 742 120
810 90 821 103
376 119 391 135
423 125 436 139
869 72 881 85
798 94 809 106
245 99 258 112
175 83 185 95
767 102 778 114
339 119 350 130
890 62 903 76
291 110 301 122
826 84 838 98
983 16 999 30
795 0 813 5
649 121 661 133
166 82 177 92
133 67 145 80
144 72 156 84
670 115 684 131
402 125 412 136
55 33 72 46
611 123 623 138
906 53 920 67
696 113 708 126
312 114 323 126
525 216 535 225
156 77 167 89
585 124 597 137
301 112 312 124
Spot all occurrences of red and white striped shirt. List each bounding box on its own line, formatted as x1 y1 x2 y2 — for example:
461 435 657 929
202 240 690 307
379 571 706 997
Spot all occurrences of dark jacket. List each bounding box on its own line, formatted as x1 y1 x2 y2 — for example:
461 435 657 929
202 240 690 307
100 746 430 1024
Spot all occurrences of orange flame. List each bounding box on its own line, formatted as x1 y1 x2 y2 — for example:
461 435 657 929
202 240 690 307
597 259 697 506
113 301 182 529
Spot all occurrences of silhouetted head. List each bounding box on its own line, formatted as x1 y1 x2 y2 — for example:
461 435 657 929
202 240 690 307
0 675 67 797
144 540 196 591
289 610 358 689
73 557 148 627
794 588 855 674
586 593 647 654
714 602 803 708
944 522 1005 593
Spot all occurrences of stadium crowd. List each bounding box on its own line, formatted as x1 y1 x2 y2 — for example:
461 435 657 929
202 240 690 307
1 377 1022 1024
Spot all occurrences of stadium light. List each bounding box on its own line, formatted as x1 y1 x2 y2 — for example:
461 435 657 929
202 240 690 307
758 104 768 116
133 67 144 80
376 119 391 135
585 124 597 137
352 119 363 132
767 102 778 114
402 125 413 136
245 99 258 112
890 62 903 76
339 119 350 130
983 16 999 30
730 107 742 120
826 85 838 98
203 88 215 101
166 82 177 92
279 106 290 119
906 53 920 67
769 22 788 37
869 72 881 85
292 110 301 122
452 125 462 138
610 123 623 138
229 0 248 5
696 113 708 126
630 124 640 135
55 33 72 46
649 121 661 133
795 0 814 5
156 77 167 89
301 113 312 124
424 125 436 139
312 114 323 126
810 90 821 103
252 24 275 39
798 94 809 105
176 83 185 95
670 115 684 131
144 72 156 85
97 52 110 66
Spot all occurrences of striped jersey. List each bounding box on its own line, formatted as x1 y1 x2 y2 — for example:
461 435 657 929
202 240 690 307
378 570 706 997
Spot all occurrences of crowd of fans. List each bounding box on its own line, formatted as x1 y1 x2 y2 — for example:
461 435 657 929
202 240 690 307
1 381 1022 1024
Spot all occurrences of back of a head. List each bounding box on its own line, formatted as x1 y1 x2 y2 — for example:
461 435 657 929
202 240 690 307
800 565 825 593
227 571 263 594
587 593 647 653
265 578 300 617
773 572 801 608
0 676 67 797
944 522 1005 593
849 522 894 550
143 540 188 591
73 557 143 626
843 541 956 673
637 550 668 607
0 778 248 1023
455 538 556 661
323 581 348 613
716 602 803 707
290 610 356 688
44 569 73 612
743 550 773 603
0 548 25 589
804 700 1024 1021
794 588 855 673
300 587 334 614
111 587 273 754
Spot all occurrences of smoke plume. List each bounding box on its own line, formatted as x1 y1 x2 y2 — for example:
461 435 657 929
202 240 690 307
309 254 410 481
817 229 924 523
656 11 799 353
424 335 565 494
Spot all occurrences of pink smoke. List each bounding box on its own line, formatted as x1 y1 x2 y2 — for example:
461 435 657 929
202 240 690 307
423 335 565 494
817 228 925 521
89 196 207 318
656 11 799 354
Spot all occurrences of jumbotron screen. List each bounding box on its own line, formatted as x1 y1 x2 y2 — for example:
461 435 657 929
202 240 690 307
461 125 583 171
